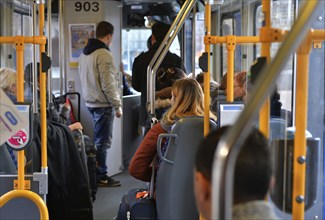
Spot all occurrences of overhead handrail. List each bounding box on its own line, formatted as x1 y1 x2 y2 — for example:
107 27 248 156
147 0 197 117
211 1 320 219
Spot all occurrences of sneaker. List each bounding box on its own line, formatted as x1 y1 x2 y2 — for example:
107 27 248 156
98 175 121 187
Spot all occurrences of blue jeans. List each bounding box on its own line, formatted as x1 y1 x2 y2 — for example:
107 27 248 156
88 107 114 181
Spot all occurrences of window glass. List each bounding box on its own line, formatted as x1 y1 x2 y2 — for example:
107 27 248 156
194 12 205 74
12 12 33 71
255 0 294 111
221 12 242 74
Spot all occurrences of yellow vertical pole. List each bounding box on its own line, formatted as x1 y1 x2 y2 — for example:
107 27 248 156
204 3 211 136
259 0 271 138
15 36 26 190
39 3 47 168
292 32 311 220
226 36 236 102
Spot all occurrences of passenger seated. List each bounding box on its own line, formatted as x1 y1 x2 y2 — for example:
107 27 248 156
153 67 187 120
193 126 278 219
24 62 82 130
0 67 19 169
129 78 215 182
198 71 247 116
0 67 17 102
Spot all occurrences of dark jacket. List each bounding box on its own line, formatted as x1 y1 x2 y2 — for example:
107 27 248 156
35 121 93 220
132 43 185 126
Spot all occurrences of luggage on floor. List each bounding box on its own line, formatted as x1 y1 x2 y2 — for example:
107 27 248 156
117 159 157 220
84 135 98 202
116 188 157 220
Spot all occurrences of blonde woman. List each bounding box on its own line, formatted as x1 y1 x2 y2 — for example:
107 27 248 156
0 67 17 101
129 78 215 182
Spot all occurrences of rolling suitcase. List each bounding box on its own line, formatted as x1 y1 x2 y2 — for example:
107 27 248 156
116 160 157 220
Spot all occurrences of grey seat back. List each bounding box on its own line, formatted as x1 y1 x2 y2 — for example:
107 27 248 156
156 117 217 220
0 145 16 174
270 117 287 140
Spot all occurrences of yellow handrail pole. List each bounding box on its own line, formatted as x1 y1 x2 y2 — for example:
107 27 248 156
311 30 325 40
39 2 47 169
14 36 26 190
0 36 45 45
200 2 211 220
258 0 271 138
208 36 261 44
292 31 312 220
0 190 49 219
226 36 236 102
203 3 211 136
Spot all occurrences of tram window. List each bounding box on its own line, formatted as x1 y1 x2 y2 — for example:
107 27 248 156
121 29 180 75
221 11 242 75
254 0 295 111
12 12 33 69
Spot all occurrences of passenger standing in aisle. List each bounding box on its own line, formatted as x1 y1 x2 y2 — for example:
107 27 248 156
132 22 186 136
78 21 122 187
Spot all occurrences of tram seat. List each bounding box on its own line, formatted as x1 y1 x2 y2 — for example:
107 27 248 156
270 138 320 213
155 117 217 220
0 145 17 174
269 117 287 140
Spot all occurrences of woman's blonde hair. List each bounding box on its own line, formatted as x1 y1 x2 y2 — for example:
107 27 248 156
0 68 16 92
162 78 205 126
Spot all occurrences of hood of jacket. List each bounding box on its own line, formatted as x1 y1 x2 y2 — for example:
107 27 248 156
83 38 109 55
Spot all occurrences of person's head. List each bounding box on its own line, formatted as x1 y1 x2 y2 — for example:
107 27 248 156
193 126 272 219
0 67 17 96
162 78 204 126
196 72 219 92
24 62 40 84
219 71 247 99
96 21 114 46
157 67 187 89
151 22 170 45
234 71 247 99
147 35 153 50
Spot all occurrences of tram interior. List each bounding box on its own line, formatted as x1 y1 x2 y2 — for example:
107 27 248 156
0 0 325 219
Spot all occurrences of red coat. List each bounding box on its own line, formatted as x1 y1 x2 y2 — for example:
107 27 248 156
129 123 167 182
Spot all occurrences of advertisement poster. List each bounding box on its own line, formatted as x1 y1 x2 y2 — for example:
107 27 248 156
69 23 95 67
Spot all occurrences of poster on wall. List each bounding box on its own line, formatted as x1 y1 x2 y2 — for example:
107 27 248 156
68 23 95 67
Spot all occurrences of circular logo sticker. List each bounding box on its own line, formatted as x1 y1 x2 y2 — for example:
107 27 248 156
7 129 28 150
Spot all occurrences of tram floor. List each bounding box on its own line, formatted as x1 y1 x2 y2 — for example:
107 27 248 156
93 169 147 220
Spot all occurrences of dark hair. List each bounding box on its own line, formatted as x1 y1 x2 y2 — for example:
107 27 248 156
195 126 272 202
157 67 186 89
96 21 114 38
152 22 170 43
24 62 40 83
147 35 152 49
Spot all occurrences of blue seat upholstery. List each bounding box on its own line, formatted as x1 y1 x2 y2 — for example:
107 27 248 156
155 117 217 220
0 145 16 174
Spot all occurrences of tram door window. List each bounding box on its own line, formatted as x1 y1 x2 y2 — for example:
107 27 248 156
254 0 295 112
12 11 33 69
194 12 205 74
220 11 242 76
121 29 181 75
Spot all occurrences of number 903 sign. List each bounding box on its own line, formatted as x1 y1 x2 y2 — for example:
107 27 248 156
75 1 100 12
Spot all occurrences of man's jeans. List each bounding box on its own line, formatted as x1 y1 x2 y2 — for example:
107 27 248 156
88 107 114 181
